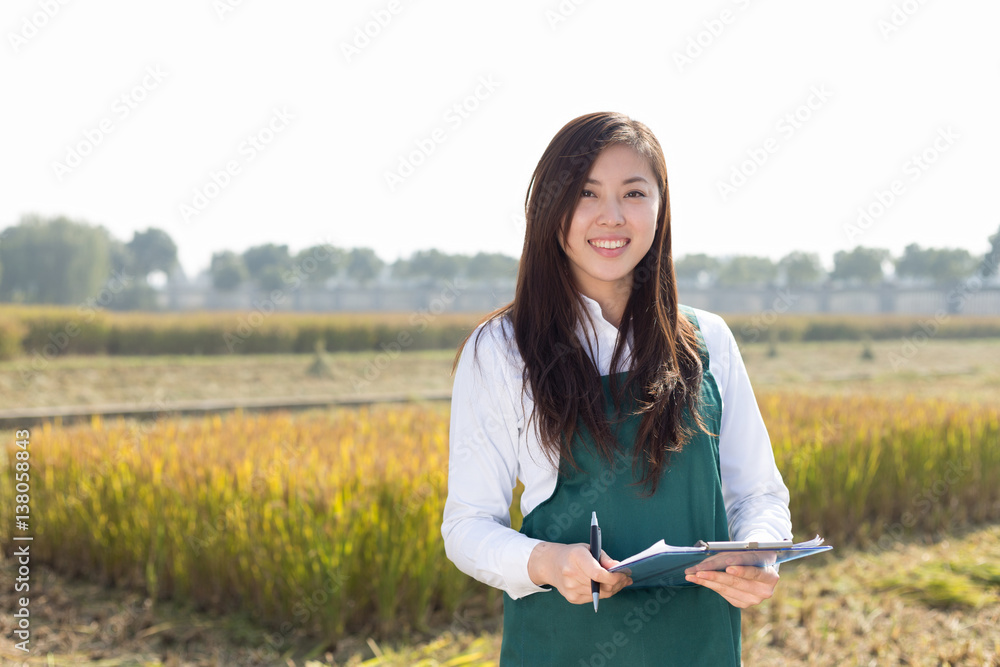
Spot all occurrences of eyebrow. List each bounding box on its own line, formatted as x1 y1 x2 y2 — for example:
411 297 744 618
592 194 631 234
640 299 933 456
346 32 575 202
585 176 650 186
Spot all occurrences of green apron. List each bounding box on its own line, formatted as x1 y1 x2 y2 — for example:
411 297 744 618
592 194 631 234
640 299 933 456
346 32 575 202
500 307 740 666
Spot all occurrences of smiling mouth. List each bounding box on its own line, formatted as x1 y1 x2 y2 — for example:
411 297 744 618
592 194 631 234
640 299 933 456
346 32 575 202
589 239 630 249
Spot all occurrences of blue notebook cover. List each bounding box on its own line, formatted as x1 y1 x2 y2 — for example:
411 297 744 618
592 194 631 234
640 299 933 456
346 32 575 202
609 536 833 588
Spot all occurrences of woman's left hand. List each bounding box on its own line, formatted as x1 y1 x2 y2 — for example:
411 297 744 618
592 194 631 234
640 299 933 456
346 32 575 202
684 565 778 608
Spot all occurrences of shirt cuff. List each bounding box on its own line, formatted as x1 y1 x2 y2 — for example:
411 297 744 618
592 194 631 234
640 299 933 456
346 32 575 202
501 535 553 600
738 529 790 574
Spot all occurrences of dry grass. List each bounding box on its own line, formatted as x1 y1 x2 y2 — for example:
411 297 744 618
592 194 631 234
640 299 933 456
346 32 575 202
2 526 997 665
2 339 1000 411
2 335 999 666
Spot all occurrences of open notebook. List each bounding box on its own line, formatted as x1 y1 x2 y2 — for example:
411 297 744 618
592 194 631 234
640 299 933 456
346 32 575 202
609 536 832 588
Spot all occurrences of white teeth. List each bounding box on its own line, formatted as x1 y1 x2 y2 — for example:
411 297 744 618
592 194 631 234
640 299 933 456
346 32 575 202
589 239 628 249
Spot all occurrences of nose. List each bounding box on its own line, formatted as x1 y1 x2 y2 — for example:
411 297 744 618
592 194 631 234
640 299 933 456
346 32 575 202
599 199 625 226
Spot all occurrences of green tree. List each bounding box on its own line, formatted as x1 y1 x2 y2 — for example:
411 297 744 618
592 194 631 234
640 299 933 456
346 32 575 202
778 251 824 287
674 253 721 284
210 251 249 291
895 243 977 285
294 244 345 286
466 251 518 282
242 244 292 290
716 256 777 287
107 236 131 275
392 249 465 282
126 228 178 281
0 214 113 304
983 224 1000 278
831 247 890 286
99 227 180 310
347 247 384 286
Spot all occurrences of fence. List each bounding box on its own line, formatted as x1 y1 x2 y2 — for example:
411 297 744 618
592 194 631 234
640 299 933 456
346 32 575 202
156 282 1000 315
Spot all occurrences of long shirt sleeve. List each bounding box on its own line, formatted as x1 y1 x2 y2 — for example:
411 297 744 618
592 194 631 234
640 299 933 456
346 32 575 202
441 295 793 599
440 319 550 599
694 310 794 544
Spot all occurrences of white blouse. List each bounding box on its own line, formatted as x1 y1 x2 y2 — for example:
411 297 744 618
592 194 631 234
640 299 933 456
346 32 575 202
441 291 793 600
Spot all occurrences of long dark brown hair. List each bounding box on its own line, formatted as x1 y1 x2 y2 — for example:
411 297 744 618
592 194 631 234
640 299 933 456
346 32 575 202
451 111 710 495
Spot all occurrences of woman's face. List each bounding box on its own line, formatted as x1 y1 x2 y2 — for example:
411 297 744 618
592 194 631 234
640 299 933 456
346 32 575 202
558 143 660 306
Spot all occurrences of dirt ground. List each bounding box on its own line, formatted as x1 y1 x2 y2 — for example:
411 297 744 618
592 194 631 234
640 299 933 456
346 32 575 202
0 553 503 666
1 339 999 413
2 524 999 666
1 340 999 665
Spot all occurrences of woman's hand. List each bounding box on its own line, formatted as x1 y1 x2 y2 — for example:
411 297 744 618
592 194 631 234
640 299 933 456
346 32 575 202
685 565 778 608
527 542 633 604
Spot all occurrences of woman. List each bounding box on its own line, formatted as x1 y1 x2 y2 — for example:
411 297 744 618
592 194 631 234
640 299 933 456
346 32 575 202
441 111 792 665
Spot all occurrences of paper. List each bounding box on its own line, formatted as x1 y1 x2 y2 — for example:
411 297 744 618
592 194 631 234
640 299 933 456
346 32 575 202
609 535 832 588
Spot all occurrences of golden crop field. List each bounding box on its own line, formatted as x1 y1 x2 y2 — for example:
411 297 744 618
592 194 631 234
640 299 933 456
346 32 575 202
2 392 998 660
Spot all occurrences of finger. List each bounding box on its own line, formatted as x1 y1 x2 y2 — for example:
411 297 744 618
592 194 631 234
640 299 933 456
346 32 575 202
613 575 633 594
717 567 779 599
703 566 775 593
724 565 764 580
698 567 770 595
599 575 632 598
727 565 779 584
689 570 775 605
598 551 622 568
685 573 761 608
587 563 626 585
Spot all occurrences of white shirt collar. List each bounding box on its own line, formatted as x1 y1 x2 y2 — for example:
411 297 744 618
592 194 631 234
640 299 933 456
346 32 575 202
574 290 633 375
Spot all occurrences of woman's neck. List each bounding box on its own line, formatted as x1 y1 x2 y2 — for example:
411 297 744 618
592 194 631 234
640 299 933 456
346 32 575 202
579 287 627 329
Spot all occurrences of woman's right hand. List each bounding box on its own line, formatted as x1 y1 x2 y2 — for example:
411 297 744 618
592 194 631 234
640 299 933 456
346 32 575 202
527 542 633 604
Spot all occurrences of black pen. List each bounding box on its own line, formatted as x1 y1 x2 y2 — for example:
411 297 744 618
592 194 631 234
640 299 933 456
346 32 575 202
590 511 601 612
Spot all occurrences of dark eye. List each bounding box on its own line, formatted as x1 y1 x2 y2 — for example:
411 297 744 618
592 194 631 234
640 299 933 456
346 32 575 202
625 190 645 198
580 190 595 198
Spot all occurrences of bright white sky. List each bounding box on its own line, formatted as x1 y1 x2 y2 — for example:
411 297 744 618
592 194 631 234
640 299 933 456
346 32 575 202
3 1 998 280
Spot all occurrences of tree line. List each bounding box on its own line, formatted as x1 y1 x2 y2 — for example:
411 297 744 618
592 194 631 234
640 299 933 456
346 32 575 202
675 244 998 288
0 214 997 308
